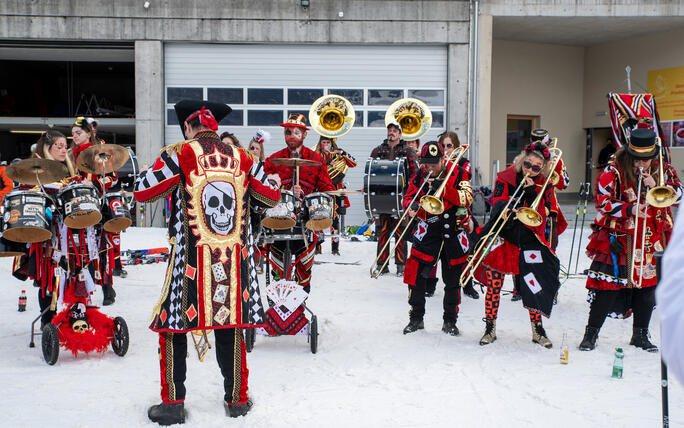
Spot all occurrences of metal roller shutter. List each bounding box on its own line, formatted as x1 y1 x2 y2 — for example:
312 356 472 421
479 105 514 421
164 43 447 226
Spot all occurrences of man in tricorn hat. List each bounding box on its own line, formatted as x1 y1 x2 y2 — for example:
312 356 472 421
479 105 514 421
264 114 334 293
135 99 281 425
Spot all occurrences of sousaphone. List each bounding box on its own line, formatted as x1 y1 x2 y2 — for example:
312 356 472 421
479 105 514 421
385 98 432 141
309 94 355 138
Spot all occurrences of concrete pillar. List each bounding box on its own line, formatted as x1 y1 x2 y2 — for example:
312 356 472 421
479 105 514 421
477 14 493 185
134 40 165 227
447 44 469 145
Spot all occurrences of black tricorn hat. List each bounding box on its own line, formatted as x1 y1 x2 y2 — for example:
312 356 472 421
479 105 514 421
626 128 657 160
174 99 232 136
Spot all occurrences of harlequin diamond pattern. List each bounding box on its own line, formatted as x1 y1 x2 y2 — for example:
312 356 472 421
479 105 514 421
186 304 197 322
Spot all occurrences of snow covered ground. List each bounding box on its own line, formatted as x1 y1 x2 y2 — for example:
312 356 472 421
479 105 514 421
1 218 682 427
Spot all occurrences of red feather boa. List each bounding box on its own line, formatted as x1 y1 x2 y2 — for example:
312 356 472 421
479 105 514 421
51 306 115 357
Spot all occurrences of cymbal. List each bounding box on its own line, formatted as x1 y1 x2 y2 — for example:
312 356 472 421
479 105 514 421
269 157 321 167
6 158 69 185
326 189 362 197
76 144 129 175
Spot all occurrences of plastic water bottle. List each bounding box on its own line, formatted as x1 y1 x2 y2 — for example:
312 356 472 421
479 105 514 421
18 290 27 312
611 347 624 379
560 332 569 364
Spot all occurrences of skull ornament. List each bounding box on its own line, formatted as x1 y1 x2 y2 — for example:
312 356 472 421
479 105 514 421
69 303 89 333
202 181 236 235
72 319 89 333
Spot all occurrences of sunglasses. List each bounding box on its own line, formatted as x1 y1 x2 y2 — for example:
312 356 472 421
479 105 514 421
523 161 542 173
249 146 258 151
441 143 454 149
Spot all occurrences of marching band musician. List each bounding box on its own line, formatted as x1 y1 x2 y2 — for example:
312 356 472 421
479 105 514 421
313 135 357 255
401 141 473 335
580 128 682 352
437 131 479 300
476 142 558 348
71 117 119 305
370 121 418 276
264 114 334 292
137 100 280 424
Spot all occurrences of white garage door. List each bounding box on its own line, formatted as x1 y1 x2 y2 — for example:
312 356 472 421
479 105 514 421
164 43 447 226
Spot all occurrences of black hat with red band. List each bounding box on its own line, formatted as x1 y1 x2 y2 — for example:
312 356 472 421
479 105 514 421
420 141 444 164
174 100 232 136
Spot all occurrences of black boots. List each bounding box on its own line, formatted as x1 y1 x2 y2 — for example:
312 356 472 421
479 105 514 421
102 284 116 306
442 320 459 336
148 402 185 425
463 283 480 299
630 328 659 352
579 326 600 351
224 398 253 418
403 319 424 334
113 266 128 278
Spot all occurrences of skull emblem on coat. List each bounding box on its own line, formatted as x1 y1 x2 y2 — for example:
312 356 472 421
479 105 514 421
202 181 236 235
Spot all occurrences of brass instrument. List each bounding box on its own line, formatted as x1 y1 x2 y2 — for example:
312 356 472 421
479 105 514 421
309 94 355 138
646 139 677 208
630 167 647 288
385 98 432 140
420 145 469 215
191 330 212 362
459 174 530 287
515 147 563 227
369 148 464 278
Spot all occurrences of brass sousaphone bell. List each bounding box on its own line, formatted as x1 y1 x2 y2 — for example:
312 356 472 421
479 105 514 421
385 97 432 141
309 94 356 138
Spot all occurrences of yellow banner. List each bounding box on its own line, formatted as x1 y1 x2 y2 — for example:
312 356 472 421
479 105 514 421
648 65 684 121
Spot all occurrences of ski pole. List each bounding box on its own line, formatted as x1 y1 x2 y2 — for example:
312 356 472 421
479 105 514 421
574 182 590 274
566 182 585 278
654 252 669 428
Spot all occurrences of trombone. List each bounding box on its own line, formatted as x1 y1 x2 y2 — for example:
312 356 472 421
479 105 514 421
631 140 676 287
459 174 529 287
369 145 468 278
515 147 563 227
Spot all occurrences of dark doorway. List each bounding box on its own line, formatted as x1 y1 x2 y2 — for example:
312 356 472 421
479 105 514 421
506 115 539 164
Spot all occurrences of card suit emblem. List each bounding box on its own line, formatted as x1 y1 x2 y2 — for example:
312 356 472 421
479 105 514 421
186 304 198 322
159 309 168 324
186 265 196 280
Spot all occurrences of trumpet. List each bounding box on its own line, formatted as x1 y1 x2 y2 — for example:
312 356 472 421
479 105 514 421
420 145 469 215
459 174 530 287
515 147 562 227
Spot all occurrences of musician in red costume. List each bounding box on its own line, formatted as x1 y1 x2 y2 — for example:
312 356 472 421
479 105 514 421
475 142 559 348
264 114 334 291
579 128 682 352
137 100 280 425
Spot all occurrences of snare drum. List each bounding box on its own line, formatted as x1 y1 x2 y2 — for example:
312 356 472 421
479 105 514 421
2 191 52 243
0 236 26 257
102 192 132 233
303 192 333 231
363 158 406 219
261 190 297 230
57 184 102 229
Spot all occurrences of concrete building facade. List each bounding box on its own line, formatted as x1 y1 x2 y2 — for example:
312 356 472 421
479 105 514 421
1 1 684 225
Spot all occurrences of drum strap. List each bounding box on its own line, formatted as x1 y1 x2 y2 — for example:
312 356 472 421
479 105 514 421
151 237 178 321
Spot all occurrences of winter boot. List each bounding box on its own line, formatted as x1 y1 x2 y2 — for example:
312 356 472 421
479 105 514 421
102 284 116 306
630 327 659 352
479 318 497 345
148 402 185 425
402 318 424 335
531 321 553 348
224 399 253 418
463 282 480 299
578 326 600 351
442 319 459 336
113 266 128 278
331 240 340 256
396 264 405 276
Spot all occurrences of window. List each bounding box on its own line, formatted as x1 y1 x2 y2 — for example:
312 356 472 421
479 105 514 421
368 89 402 106
248 110 283 126
220 110 243 127
248 88 283 105
506 115 539 164
431 111 444 128
167 87 202 104
288 89 323 105
367 111 386 128
167 109 178 126
409 89 444 107
328 89 364 105
207 88 243 104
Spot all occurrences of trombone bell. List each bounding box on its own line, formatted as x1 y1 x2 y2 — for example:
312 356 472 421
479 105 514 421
646 186 677 208
421 195 443 215
515 207 542 227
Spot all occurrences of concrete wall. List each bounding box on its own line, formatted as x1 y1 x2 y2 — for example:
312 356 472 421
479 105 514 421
489 39 585 192
583 26 684 178
484 0 684 16
0 0 469 43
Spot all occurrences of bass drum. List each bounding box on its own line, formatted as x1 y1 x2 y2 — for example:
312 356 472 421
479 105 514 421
116 146 139 192
363 158 406 219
